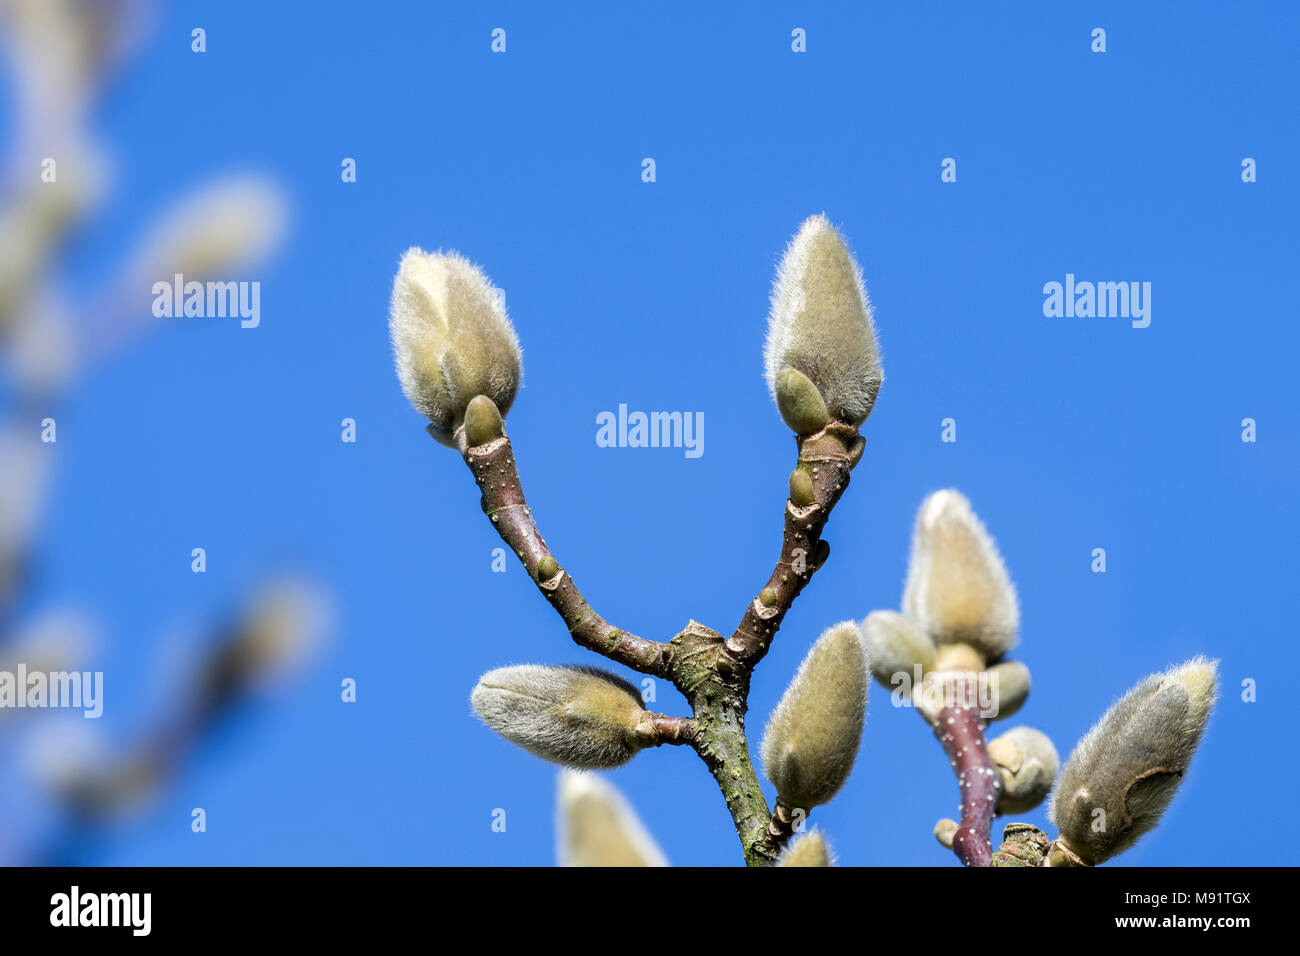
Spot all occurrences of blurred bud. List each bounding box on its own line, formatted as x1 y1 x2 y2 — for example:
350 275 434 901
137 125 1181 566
1049 657 1218 865
986 660 1031 721
389 248 522 444
556 770 667 867
902 489 1019 660
0 425 49 604
764 215 882 428
220 578 329 689
989 726 1059 814
760 621 868 810
776 829 834 867
774 367 830 434
933 641 984 674
471 665 650 769
3 606 97 676
933 818 957 849
127 175 287 283
861 610 934 693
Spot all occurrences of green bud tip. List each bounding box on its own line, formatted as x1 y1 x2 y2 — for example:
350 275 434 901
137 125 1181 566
788 468 815 506
847 435 866 469
536 556 560 581
759 587 779 607
463 395 505 446
774 367 831 435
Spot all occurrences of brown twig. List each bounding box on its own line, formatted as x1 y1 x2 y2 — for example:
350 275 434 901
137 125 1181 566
457 417 862 866
462 434 674 678
932 684 1003 867
725 422 857 667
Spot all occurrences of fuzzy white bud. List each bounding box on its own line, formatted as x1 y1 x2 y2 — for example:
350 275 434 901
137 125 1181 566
764 215 882 427
556 770 667 867
471 665 650 769
389 248 522 444
776 829 834 867
760 621 868 810
861 610 935 695
1049 657 1217 864
989 726 1059 814
902 489 1019 661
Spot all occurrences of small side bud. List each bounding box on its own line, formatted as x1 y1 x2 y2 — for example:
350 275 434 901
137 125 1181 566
471 665 650 769
861 610 935 693
760 621 868 810
988 726 1059 814
764 215 883 426
759 586 779 607
557 770 668 867
536 555 559 581
933 818 958 849
1049 657 1218 864
788 467 815 506
389 248 522 440
902 489 1019 660
776 829 834 867
846 435 866 469
774 368 831 434
463 394 504 446
986 660 1031 721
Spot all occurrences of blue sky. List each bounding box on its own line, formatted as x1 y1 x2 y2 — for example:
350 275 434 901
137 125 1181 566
6 1 1297 865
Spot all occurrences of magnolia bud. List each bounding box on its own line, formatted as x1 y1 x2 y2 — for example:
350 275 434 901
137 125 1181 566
902 489 1019 660
764 215 883 428
986 660 1031 721
775 368 831 434
389 248 522 444
1049 657 1218 865
776 830 834 867
463 394 505 446
471 664 649 769
988 726 1059 814
933 818 958 849
557 770 668 867
760 621 868 810
861 610 935 694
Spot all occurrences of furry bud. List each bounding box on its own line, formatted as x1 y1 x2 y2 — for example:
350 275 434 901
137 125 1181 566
471 665 649 769
760 621 868 810
389 248 522 443
557 770 667 867
861 610 935 694
1049 657 1217 864
776 829 834 867
764 215 883 427
986 660 1031 721
902 489 1019 660
989 726 1059 814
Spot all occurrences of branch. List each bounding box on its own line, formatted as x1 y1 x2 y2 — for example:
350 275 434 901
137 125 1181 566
931 677 1003 867
724 422 859 668
767 800 801 854
461 433 674 678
